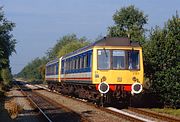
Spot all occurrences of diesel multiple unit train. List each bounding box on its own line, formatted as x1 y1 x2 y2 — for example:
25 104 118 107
45 37 144 104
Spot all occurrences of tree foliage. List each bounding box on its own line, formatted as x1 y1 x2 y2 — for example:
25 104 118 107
0 7 16 68
0 7 16 85
108 5 148 44
46 34 88 59
58 39 89 57
17 34 90 81
16 57 47 81
143 13 180 108
1 67 12 86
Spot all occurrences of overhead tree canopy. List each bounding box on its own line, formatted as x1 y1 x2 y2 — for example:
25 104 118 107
108 5 148 44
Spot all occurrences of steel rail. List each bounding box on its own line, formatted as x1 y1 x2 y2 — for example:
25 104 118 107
14 81 53 122
16 81 90 122
33 90 90 122
35 84 148 122
30 84 180 122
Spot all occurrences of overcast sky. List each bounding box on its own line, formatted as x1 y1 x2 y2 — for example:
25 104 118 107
1 0 180 74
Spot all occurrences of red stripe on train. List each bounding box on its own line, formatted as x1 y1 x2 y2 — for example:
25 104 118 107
45 78 59 81
46 77 91 81
61 77 91 81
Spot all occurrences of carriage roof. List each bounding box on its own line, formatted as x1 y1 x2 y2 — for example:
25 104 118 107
46 58 59 66
63 37 140 58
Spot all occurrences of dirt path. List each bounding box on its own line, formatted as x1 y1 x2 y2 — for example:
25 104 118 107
1 87 43 122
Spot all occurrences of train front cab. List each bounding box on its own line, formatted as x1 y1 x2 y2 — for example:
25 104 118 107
92 46 144 102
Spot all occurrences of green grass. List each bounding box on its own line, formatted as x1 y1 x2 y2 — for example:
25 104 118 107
151 108 180 117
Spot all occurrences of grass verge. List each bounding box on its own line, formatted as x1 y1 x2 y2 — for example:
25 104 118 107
151 108 180 117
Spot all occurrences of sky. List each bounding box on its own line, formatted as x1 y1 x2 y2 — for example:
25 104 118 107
0 0 180 74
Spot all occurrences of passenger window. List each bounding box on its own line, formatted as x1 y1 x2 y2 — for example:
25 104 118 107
78 57 80 69
54 64 56 75
69 60 71 70
66 61 68 71
112 50 125 69
90 53 92 68
70 60 73 70
74 59 76 69
61 61 64 73
73 60 75 69
86 54 89 67
76 58 78 69
84 55 88 68
80 57 83 69
97 50 110 70
68 61 70 70
56 63 59 74
64 61 67 71
128 51 140 70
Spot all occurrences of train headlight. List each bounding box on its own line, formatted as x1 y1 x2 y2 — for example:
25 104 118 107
98 82 109 94
132 77 137 81
131 82 142 94
101 76 107 82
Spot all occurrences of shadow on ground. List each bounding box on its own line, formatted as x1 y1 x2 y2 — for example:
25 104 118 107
105 92 164 109
0 98 14 122
129 92 164 108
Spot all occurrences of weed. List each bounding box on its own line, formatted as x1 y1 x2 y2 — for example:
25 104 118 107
5 99 23 119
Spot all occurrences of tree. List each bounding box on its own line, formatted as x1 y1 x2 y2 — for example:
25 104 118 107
0 7 16 67
0 7 16 85
1 67 12 86
108 5 148 44
58 40 89 57
16 57 47 81
38 64 46 81
143 13 180 108
17 34 90 81
46 34 84 59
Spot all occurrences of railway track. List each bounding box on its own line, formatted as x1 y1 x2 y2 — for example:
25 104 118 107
33 84 155 121
15 81 89 122
15 81 52 122
35 83 180 122
17 82 180 122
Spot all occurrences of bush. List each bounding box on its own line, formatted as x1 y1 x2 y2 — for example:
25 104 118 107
143 13 180 108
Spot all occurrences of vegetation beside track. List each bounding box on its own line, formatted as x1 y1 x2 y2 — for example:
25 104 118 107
0 9 16 115
151 108 180 117
0 7 16 88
